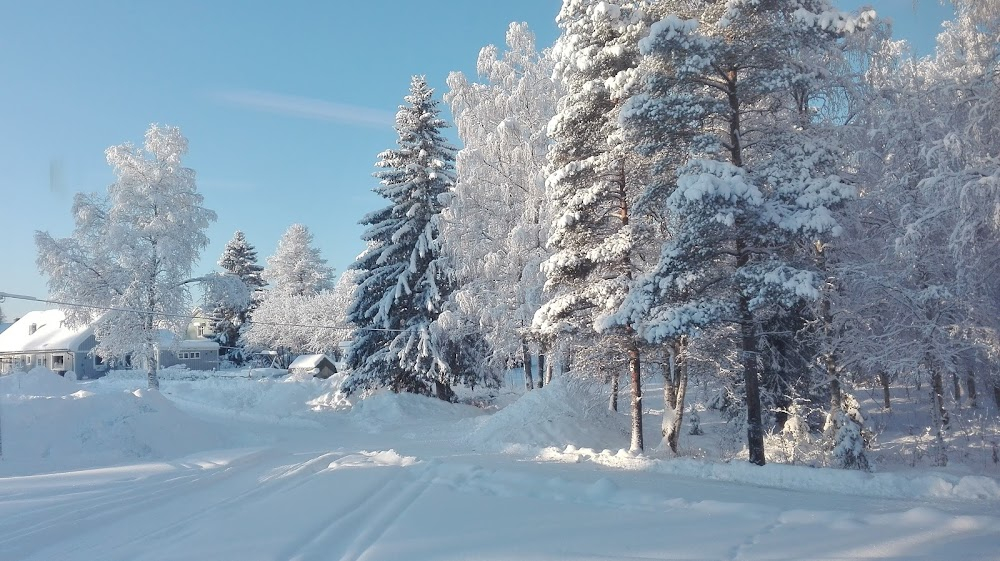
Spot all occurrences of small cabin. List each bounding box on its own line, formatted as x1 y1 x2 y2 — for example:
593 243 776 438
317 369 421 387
288 354 338 379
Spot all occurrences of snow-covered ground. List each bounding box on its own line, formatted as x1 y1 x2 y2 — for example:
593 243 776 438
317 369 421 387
1 367 998 560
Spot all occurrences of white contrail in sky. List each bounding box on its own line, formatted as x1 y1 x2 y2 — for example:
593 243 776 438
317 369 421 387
212 89 395 128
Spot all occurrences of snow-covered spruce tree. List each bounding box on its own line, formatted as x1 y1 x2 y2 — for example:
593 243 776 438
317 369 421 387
344 76 467 401
443 22 561 390
211 230 266 364
608 2 868 465
35 124 220 390
242 224 334 357
533 0 658 453
824 392 870 470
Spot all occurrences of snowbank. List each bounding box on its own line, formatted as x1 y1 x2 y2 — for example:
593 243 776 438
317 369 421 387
348 390 483 433
97 369 350 425
465 377 628 452
0 367 81 397
538 446 1000 502
0 368 230 475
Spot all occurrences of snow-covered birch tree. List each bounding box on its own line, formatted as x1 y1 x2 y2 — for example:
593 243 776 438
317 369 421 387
344 76 465 401
836 1 1000 465
262 224 333 297
242 223 334 356
442 22 561 389
35 124 219 390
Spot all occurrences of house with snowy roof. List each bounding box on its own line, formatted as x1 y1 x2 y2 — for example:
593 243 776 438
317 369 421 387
0 310 221 378
155 330 221 371
0 309 105 378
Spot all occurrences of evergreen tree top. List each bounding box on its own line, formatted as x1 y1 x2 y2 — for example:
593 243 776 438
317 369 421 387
219 230 266 289
377 76 457 186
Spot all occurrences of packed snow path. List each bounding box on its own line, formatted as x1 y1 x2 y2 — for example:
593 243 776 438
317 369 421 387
0 371 997 560
2 426 997 560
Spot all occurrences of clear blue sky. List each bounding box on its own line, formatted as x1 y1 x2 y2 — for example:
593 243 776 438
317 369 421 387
0 1 954 320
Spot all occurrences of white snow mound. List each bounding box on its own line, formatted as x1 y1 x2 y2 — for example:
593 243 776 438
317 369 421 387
0 372 231 475
466 377 628 452
348 390 483 433
0 367 82 397
538 446 1000 502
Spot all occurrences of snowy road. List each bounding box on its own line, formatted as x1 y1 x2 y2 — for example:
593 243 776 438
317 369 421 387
2 423 998 560
1 371 998 560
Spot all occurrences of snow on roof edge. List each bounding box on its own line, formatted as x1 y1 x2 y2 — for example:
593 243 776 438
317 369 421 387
288 354 332 369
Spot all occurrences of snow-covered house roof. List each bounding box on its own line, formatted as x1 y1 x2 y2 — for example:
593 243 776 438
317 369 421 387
0 310 95 353
155 330 220 351
288 354 332 370
288 354 337 379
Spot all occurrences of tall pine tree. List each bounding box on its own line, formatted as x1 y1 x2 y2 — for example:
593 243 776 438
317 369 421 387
608 1 867 464
344 76 463 401
534 0 655 452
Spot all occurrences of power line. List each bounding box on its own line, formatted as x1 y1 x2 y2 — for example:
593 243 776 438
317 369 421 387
0 291 406 333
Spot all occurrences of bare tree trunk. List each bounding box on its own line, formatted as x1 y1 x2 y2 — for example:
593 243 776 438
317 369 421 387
544 352 554 385
145 344 159 391
144 327 159 391
828 351 842 414
434 380 455 402
668 358 688 453
537 353 546 389
663 348 677 411
628 340 644 453
877 370 891 409
930 377 948 467
609 369 619 412
664 339 688 454
817 242 841 419
522 340 534 391
966 368 977 408
929 361 950 430
952 372 962 403
740 299 766 466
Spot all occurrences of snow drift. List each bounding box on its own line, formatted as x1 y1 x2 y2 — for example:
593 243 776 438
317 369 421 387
0 368 231 475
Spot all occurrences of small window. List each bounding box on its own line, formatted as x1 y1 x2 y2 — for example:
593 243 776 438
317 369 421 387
197 324 205 337
52 355 65 368
193 352 200 359
180 352 188 359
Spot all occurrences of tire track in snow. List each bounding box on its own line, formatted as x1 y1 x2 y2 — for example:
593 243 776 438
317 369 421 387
278 460 437 561
88 450 351 559
0 449 270 560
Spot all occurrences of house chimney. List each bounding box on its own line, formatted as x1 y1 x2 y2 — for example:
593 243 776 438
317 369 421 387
28 323 37 335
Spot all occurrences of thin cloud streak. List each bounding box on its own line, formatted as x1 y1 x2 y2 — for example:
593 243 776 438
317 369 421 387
213 89 395 128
